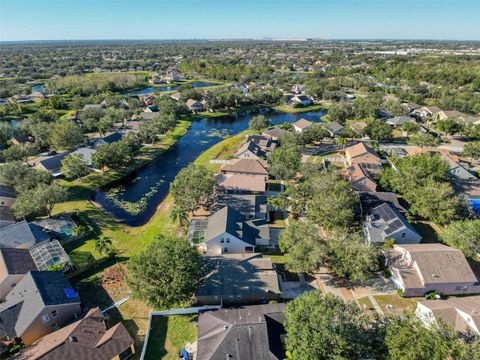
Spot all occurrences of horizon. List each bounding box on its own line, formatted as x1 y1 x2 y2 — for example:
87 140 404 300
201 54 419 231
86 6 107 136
1 0 480 42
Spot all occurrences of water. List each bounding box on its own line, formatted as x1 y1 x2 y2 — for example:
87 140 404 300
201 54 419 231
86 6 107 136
470 199 480 213
124 81 218 96
32 84 45 92
92 110 326 226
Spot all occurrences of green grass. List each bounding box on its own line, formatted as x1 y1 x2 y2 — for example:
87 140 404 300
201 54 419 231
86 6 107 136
372 294 420 317
273 104 326 114
144 315 197 360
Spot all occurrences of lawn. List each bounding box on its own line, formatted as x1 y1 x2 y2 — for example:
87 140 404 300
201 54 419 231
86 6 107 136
372 294 420 317
273 104 326 114
144 315 197 360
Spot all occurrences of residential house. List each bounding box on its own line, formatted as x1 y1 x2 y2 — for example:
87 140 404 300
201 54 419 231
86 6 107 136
196 253 281 305
0 207 15 230
291 95 312 106
385 116 416 127
35 153 69 177
186 99 204 112
149 73 164 85
324 122 344 137
339 164 377 192
0 220 51 249
435 110 480 125
344 142 383 169
139 111 158 121
216 173 266 194
292 84 307 94
82 104 104 112
402 102 421 113
232 83 249 95
196 303 285 360
212 194 268 221
386 244 480 297
0 271 81 345
200 206 270 255
10 134 34 146
94 132 123 149
0 185 16 208
292 118 313 133
358 192 406 218
12 307 135 360
364 203 422 245
412 106 442 120
170 92 182 101
164 68 185 82
0 248 37 298
415 296 480 336
220 158 268 177
244 134 276 152
349 121 368 134
69 147 96 167
235 141 267 160
29 240 72 271
262 128 287 141
441 153 477 182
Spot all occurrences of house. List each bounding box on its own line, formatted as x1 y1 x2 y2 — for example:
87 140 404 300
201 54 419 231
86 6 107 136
149 73 164 85
0 248 37 298
29 240 72 271
359 192 406 217
415 296 480 336
35 153 69 177
200 206 270 255
70 147 96 167
292 118 312 133
220 158 268 177
385 116 416 127
435 110 480 125
364 203 422 245
244 134 276 152
0 220 51 249
196 303 285 359
291 95 312 106
212 194 268 221
81 104 104 112
94 132 123 149
292 84 307 94
216 173 266 194
344 142 382 167
12 307 135 360
232 83 249 95
196 253 281 305
170 92 182 101
30 214 77 242
262 128 287 141
339 164 377 192
235 141 267 160
412 106 442 120
186 99 204 112
0 271 81 345
10 134 34 146
164 68 185 82
0 185 16 208
402 102 421 113
324 122 344 137
139 111 158 121
386 244 480 297
349 121 368 134
441 154 477 182
0 207 15 229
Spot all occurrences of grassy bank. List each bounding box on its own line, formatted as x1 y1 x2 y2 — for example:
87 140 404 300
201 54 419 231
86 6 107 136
273 104 327 114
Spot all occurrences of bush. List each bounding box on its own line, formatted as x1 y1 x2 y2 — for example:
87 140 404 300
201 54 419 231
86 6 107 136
396 289 405 297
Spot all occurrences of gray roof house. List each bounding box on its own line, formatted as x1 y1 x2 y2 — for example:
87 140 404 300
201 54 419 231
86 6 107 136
0 206 15 230
212 194 268 221
235 141 268 160
196 303 285 360
385 116 416 127
0 248 38 298
196 253 281 305
200 206 270 255
94 132 123 149
364 203 422 245
0 220 51 249
324 122 344 137
359 191 406 216
70 147 96 167
0 185 16 208
35 153 68 177
0 271 81 345
262 128 287 141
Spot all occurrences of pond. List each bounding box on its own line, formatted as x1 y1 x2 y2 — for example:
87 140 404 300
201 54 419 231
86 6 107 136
32 83 45 92
123 81 219 96
92 109 326 226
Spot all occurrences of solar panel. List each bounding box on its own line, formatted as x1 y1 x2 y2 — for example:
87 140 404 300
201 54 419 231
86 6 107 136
384 219 404 235
64 288 77 299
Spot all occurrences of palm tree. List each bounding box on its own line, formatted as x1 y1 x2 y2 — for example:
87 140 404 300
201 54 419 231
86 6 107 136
95 235 113 257
170 206 189 229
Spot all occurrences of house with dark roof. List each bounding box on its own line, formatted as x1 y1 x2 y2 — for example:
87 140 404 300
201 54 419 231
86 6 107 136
262 128 287 141
196 303 285 359
70 147 96 167
324 122 344 137
235 141 267 160
386 244 480 297
385 116 416 127
94 132 123 149
0 271 81 345
35 153 69 177
12 307 135 360
359 192 406 217
244 134 276 152
363 203 422 245
212 194 269 221
0 206 15 230
186 99 204 112
291 95 312 106
0 248 37 298
197 254 281 305
200 206 270 255
0 220 51 249
0 185 16 208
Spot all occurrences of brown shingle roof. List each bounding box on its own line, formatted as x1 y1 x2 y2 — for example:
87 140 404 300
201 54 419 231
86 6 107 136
345 143 381 163
292 118 312 130
220 158 268 176
217 174 266 193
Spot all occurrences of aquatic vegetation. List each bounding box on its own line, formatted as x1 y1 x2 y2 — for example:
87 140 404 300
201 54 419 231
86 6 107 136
106 180 164 215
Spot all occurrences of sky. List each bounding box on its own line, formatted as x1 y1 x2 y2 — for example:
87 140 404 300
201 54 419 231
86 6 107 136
0 0 479 41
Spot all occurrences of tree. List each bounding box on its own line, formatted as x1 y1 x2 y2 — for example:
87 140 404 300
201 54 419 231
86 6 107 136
127 235 202 309
50 120 83 151
279 220 327 273
327 232 379 283
401 121 420 137
268 181 312 218
92 140 135 170
78 107 104 132
0 122 14 146
0 162 52 192
307 172 358 229
285 292 381 360
13 182 68 218
408 132 440 147
441 219 480 257
301 123 330 144
170 205 189 229
94 235 114 257
61 153 89 179
327 101 353 124
170 164 215 214
3 143 37 163
463 141 480 161
248 115 270 131
435 119 464 137
267 144 301 180
365 119 392 140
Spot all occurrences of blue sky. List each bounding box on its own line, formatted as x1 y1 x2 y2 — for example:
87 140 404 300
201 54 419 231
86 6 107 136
1 0 479 41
